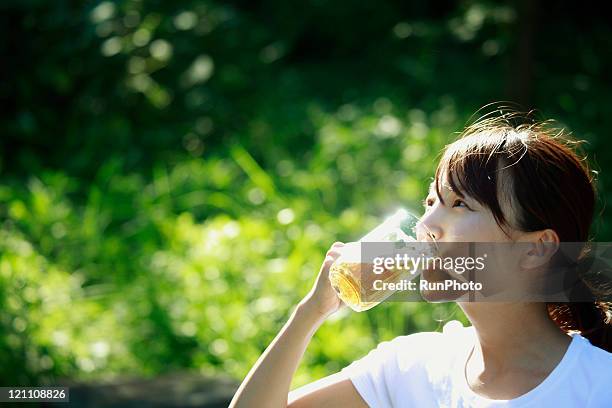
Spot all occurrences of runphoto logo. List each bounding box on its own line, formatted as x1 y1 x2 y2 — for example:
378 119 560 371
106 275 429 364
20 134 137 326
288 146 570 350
372 254 487 275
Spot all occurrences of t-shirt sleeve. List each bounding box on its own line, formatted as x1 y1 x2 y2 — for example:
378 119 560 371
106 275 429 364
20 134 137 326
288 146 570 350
339 328 461 408
340 339 399 408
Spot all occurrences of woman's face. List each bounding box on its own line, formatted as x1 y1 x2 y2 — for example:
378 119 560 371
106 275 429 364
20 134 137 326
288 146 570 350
416 173 527 302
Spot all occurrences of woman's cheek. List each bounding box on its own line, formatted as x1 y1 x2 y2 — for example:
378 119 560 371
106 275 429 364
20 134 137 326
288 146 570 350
453 214 496 241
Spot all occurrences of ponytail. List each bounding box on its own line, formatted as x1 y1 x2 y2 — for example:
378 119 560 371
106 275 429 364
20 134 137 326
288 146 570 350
547 301 612 352
547 250 612 351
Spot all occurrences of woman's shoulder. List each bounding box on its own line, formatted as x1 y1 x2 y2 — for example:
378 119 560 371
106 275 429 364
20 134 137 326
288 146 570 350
343 320 472 370
342 320 475 380
341 320 473 405
389 320 474 348
376 320 474 370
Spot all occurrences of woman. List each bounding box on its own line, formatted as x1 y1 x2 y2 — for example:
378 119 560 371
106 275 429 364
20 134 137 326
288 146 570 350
229 110 612 407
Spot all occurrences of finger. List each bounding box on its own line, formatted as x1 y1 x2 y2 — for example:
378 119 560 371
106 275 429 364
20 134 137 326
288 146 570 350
325 249 342 258
322 255 336 269
331 242 345 248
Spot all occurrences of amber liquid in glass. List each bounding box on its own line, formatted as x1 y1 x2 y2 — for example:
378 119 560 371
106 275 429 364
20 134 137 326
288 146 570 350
328 208 436 312
329 261 408 311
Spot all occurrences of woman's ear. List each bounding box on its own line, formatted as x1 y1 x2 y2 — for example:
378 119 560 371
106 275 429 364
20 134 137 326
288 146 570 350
519 229 560 270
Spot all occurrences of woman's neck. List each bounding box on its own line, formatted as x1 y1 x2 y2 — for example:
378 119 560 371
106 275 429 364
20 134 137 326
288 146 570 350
458 302 572 399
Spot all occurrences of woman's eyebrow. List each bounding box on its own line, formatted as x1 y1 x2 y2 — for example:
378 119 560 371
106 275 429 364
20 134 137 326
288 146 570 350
429 179 471 206
428 180 447 204
441 176 468 198
430 180 455 193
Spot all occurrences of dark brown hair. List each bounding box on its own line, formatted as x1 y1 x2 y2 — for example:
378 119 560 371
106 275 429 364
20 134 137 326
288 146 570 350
434 108 612 351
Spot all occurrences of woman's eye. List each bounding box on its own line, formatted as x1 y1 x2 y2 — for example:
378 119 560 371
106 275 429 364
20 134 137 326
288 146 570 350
452 199 468 208
423 197 435 207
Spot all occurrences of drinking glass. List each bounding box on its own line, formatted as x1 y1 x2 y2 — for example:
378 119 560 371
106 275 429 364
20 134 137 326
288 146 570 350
328 208 436 312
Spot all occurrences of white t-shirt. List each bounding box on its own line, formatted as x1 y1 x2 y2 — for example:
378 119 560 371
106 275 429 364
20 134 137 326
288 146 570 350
341 320 612 407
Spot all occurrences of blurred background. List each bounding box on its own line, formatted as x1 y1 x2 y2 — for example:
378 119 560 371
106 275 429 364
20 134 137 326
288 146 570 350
2 0 612 405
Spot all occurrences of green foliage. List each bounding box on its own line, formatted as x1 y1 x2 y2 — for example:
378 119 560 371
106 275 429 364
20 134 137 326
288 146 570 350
1 0 610 389
0 104 467 387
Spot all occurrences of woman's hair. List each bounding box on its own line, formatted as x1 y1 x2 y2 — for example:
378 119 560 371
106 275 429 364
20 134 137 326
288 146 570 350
433 106 612 351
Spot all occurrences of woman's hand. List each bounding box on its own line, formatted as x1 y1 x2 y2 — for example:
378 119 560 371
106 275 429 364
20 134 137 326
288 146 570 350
299 242 347 321
230 241 349 408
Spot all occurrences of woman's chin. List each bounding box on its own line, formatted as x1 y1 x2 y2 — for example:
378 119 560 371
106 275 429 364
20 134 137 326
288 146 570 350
420 268 469 302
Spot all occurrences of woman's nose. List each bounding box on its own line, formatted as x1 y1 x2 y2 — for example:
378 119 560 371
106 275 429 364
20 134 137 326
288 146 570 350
416 218 442 242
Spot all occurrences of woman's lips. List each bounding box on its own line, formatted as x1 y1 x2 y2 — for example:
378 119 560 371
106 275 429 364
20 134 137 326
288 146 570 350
423 266 469 284
423 267 450 281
